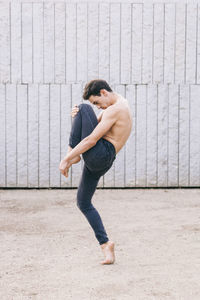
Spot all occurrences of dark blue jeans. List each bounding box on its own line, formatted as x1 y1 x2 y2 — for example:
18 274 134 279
69 103 116 245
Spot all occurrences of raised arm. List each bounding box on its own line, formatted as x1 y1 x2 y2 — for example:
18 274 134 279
97 111 104 123
63 108 118 163
88 109 118 144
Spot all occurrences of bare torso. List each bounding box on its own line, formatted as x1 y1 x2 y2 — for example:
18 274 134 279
100 94 133 154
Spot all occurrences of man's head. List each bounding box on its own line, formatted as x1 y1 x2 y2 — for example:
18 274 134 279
82 79 114 110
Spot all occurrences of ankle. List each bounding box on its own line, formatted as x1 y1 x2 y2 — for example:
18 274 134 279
100 241 109 249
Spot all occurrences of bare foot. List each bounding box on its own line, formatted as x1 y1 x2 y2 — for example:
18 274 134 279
61 146 81 178
100 241 115 265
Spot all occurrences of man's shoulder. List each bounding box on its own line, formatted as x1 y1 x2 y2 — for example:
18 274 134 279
104 105 121 116
101 107 120 123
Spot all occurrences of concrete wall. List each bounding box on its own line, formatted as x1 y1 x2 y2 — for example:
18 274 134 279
0 2 200 187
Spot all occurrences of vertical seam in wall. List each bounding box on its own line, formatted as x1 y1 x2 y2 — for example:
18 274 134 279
167 84 169 186
152 3 154 84
141 4 143 84
174 3 176 84
111 83 115 187
146 84 148 186
114 84 115 187
59 84 61 187
130 3 133 84
156 84 158 187
43 2 44 83
87 3 88 82
135 84 137 187
124 85 126 187
184 4 187 84
145 84 147 186
199 92 200 184
9 3 11 83
113 84 116 187
54 3 55 84
76 3 77 82
199 89 200 186
163 3 165 84
21 3 22 83
195 4 198 85
16 85 18 187
80 83 83 175
98 2 99 79
109 2 111 83
49 84 50 188
5 84 7 187
178 84 180 186
188 84 191 186
120 3 121 84
65 3 66 84
32 3 33 83
27 85 29 187
38 84 40 187
158 84 159 186
103 3 111 183
70 84 72 187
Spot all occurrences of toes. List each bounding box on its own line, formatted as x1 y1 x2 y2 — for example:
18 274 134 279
101 260 108 265
100 259 114 265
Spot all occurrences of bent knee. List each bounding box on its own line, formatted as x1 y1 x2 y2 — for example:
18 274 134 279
78 103 93 111
76 199 85 212
76 199 90 213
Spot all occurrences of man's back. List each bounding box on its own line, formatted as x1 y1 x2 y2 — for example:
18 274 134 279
100 94 133 154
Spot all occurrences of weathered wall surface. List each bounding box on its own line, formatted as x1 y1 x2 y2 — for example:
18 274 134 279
0 2 200 187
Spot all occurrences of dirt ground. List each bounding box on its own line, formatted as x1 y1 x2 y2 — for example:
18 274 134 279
0 188 200 300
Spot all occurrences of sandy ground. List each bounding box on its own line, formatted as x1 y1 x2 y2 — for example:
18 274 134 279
0 188 200 300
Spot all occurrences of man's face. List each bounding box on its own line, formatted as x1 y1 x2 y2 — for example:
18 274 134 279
88 90 110 110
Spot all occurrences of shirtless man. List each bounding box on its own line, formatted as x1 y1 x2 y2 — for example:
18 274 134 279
59 79 133 265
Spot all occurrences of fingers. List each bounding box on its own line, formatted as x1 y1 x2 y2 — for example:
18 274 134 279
71 105 79 118
59 164 66 176
59 165 69 178
60 169 65 176
64 170 69 178
60 168 69 178
72 107 79 113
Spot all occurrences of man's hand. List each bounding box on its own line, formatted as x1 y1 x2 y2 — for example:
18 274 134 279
59 158 71 178
71 105 79 118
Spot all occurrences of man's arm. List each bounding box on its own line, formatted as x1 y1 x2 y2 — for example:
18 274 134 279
64 108 118 161
97 111 104 123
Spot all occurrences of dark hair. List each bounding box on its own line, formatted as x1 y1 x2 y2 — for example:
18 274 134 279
82 79 113 100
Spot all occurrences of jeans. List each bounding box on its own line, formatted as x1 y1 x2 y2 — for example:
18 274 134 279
69 103 116 245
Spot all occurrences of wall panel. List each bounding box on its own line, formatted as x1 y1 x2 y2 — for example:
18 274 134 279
0 82 199 187
0 2 200 187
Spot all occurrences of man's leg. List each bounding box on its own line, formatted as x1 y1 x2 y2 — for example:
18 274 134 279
62 103 97 175
69 104 115 264
77 164 109 245
77 164 115 264
63 103 98 173
69 103 98 148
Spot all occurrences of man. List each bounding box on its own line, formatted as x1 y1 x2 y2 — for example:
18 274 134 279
59 79 133 265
